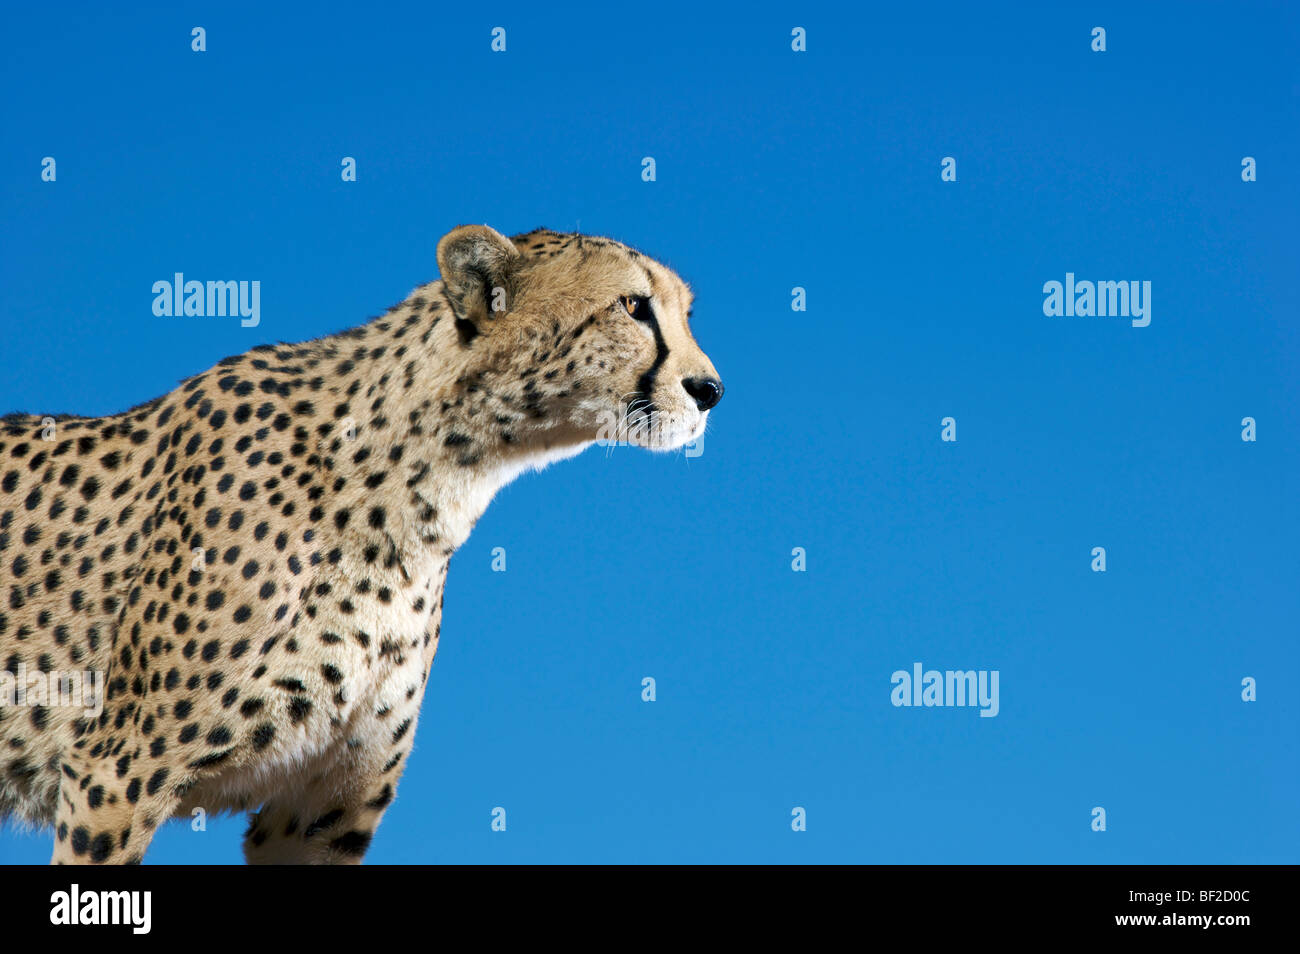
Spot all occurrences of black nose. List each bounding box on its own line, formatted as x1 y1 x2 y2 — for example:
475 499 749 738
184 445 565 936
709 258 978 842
682 376 724 411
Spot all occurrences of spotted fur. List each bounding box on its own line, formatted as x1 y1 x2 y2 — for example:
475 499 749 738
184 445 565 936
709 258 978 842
0 225 722 863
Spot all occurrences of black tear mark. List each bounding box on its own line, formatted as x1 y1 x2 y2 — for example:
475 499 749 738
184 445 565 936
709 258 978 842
633 301 669 415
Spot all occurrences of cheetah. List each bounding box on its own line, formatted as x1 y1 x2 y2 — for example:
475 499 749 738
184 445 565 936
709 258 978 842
0 225 723 863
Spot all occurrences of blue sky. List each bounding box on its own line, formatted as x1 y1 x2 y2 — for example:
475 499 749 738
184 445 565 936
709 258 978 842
1 1 1296 863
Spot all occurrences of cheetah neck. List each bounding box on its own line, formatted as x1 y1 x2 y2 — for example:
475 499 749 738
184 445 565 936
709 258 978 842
312 282 593 565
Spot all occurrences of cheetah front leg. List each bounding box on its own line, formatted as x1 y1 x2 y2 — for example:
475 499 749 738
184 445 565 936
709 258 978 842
242 768 403 865
50 750 184 865
241 695 422 865
244 589 441 865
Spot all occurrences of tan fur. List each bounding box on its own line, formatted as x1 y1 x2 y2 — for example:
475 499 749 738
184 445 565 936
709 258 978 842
0 226 721 863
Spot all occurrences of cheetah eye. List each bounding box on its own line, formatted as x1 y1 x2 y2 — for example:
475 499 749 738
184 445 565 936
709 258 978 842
619 295 651 321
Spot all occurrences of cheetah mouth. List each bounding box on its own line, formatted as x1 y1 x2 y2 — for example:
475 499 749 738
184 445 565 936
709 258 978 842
620 408 706 452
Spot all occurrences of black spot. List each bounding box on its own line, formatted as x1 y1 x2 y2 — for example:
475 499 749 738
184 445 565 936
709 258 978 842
330 830 373 856
146 768 169 796
188 749 232 769
304 808 344 837
90 832 114 863
391 718 412 744
252 723 276 749
69 826 91 857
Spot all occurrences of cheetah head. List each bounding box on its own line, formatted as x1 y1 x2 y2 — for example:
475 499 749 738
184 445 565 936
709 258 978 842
435 224 723 455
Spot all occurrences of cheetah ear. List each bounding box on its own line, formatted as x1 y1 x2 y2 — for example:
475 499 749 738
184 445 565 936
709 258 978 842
436 225 521 341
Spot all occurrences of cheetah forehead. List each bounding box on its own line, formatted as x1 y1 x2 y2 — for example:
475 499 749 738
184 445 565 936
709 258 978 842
509 228 692 309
